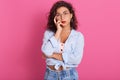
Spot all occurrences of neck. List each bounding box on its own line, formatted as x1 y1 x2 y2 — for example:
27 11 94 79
62 25 71 31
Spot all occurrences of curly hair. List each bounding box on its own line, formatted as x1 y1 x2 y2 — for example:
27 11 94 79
47 1 78 32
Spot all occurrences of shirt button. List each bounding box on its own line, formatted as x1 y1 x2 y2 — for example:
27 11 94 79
61 43 64 46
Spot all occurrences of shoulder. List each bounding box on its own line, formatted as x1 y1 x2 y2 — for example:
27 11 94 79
44 30 54 36
72 29 84 39
43 30 54 39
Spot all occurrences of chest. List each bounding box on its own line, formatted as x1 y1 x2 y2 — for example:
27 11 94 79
60 32 70 43
59 35 76 53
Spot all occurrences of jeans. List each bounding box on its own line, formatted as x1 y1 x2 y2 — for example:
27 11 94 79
44 66 78 80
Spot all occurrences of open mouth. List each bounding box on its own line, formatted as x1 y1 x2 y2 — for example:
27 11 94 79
61 21 66 24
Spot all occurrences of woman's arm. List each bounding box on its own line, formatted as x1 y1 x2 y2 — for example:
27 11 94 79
42 17 65 60
42 52 63 61
41 31 58 56
41 30 62 57
51 53 63 61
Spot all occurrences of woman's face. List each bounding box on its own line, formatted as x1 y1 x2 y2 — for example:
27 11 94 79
55 6 73 27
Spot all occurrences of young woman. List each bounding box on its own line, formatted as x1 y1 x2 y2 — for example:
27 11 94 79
41 1 84 80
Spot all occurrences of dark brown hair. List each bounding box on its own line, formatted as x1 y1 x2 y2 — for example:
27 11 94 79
47 1 78 32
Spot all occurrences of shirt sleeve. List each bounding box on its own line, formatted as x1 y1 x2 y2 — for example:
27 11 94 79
62 32 84 65
41 30 59 56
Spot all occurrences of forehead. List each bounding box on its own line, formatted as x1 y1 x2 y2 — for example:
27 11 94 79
56 7 69 13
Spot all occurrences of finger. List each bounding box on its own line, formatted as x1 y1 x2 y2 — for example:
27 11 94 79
57 21 62 26
59 21 62 25
54 16 57 23
57 21 60 24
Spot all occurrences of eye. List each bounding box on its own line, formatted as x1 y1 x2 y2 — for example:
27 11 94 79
56 14 60 17
63 12 69 15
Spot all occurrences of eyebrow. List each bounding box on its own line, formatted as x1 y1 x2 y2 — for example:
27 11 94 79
56 10 69 14
63 10 69 13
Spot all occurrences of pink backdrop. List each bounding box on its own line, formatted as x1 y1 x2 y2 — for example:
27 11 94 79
0 0 120 80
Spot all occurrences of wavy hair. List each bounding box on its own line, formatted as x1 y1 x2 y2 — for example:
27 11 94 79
47 1 78 32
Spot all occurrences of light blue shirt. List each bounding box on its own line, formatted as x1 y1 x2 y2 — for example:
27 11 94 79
41 29 84 70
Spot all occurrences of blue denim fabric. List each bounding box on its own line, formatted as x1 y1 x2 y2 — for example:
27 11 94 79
44 67 78 80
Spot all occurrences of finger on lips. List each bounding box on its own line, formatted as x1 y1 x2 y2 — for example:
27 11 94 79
54 16 63 26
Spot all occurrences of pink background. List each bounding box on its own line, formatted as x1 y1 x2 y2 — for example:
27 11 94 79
0 0 120 80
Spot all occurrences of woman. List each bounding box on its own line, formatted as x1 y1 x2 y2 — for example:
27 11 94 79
41 1 84 80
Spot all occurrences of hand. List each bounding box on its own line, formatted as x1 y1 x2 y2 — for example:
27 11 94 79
52 53 63 61
54 16 63 31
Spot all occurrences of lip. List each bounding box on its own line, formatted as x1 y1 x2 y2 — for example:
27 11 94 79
61 21 66 24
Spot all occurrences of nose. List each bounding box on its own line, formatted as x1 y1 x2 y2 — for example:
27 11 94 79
61 14 65 20
56 14 65 20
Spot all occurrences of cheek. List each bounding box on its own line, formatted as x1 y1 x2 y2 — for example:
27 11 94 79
66 15 72 21
56 17 61 21
66 17 71 22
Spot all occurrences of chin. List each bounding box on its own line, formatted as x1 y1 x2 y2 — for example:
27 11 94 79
61 24 66 27
61 25 65 28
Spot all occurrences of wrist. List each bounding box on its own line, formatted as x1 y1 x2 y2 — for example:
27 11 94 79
56 28 62 33
54 30 62 40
